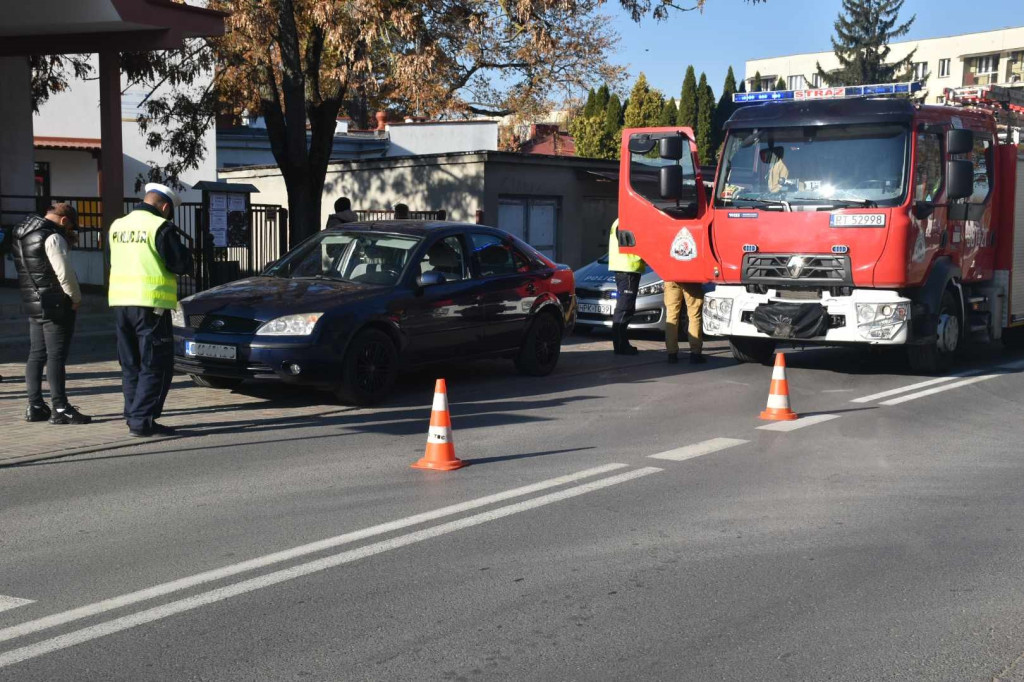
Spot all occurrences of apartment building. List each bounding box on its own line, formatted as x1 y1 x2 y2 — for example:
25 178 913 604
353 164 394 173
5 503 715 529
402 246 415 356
745 26 1024 104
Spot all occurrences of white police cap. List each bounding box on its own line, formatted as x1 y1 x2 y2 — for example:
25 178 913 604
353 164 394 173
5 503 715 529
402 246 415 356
144 183 182 209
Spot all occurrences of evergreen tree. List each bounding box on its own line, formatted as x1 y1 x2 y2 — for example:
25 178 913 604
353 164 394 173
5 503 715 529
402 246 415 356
751 71 763 92
678 65 698 129
569 115 606 158
594 84 611 115
624 73 663 129
696 72 716 166
738 79 747 93
603 94 624 158
582 88 597 118
713 66 739 154
816 0 917 86
659 97 678 126
775 76 787 91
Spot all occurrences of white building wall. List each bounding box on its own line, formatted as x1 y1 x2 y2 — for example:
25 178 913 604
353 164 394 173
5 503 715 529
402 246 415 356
33 54 217 201
34 149 99 196
746 26 1024 104
385 121 497 157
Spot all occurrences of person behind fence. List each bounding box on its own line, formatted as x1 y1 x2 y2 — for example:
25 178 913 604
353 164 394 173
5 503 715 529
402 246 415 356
12 203 90 424
108 183 193 438
325 196 358 229
393 203 410 219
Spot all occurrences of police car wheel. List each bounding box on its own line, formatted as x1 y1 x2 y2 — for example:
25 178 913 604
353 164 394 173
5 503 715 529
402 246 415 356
189 374 243 390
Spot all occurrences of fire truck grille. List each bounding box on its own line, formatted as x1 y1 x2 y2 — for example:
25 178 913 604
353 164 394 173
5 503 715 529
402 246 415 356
742 253 852 287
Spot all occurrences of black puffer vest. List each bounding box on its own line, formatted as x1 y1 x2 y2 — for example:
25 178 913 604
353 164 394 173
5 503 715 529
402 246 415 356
12 215 62 319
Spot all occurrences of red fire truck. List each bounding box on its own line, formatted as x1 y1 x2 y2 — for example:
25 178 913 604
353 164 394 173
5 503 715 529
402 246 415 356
618 82 1024 372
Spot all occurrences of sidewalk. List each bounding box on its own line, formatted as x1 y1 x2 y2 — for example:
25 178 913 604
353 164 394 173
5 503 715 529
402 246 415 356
0 335 686 467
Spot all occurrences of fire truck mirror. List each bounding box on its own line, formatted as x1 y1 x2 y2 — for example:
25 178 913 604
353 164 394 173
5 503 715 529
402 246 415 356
628 135 657 155
946 129 974 156
660 165 683 201
659 136 684 161
946 160 974 201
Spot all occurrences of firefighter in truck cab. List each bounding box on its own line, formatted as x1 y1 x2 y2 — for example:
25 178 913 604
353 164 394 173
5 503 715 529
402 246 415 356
617 81 1024 374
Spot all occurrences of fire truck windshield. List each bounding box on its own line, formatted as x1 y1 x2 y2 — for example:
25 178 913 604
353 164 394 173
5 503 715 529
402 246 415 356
715 123 909 209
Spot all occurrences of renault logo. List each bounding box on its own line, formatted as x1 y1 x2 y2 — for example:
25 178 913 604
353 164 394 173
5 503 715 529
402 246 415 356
786 256 808 278
209 319 226 330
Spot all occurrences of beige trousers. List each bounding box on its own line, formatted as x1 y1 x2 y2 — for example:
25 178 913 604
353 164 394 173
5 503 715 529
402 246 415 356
664 281 704 354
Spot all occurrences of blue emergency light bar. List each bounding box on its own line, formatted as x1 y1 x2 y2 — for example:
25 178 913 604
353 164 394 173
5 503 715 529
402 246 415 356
733 81 923 104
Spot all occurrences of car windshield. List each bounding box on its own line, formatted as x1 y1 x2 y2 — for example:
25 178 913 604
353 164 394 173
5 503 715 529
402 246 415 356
265 231 421 286
715 123 909 208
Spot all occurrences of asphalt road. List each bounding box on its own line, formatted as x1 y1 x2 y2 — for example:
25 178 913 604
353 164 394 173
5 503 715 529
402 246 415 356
4 340 1024 681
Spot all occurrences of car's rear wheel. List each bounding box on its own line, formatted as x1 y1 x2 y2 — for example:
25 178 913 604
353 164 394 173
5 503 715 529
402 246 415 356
336 329 398 405
189 374 243 390
515 312 562 376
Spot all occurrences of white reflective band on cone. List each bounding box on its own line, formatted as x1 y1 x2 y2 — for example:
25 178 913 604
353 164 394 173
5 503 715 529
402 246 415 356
766 394 790 409
432 393 448 412
772 365 787 380
427 426 453 443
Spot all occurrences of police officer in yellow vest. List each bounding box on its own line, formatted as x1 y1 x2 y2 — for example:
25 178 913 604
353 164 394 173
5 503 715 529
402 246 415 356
608 219 645 356
109 183 193 437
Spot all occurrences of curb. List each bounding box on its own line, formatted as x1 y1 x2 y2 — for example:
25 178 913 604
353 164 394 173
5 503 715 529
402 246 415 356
0 435 183 468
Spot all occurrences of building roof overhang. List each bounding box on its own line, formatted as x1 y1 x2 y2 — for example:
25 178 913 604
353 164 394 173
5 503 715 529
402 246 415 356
0 0 226 56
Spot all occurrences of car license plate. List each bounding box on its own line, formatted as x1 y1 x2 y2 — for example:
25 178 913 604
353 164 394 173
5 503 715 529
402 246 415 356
830 213 885 227
185 341 237 360
578 302 613 315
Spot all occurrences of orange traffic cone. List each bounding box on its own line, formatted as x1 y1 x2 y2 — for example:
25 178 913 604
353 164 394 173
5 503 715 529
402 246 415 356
759 353 799 421
412 379 467 471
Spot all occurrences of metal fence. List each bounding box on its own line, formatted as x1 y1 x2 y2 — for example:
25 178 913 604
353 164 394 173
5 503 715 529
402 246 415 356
354 209 445 221
1 195 285 300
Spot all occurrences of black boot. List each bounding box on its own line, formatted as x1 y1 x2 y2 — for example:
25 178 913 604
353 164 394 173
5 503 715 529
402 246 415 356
613 323 638 356
26 403 51 423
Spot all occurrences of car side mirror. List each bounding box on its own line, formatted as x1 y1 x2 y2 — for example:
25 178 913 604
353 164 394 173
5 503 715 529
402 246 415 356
659 136 684 161
416 271 445 288
946 160 974 200
912 200 936 220
946 128 974 155
660 165 683 201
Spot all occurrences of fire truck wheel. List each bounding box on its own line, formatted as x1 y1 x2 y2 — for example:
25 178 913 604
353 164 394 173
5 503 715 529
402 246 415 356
908 289 960 374
728 337 776 365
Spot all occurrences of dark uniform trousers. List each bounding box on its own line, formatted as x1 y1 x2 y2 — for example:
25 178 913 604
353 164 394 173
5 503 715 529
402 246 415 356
613 271 641 324
116 306 174 431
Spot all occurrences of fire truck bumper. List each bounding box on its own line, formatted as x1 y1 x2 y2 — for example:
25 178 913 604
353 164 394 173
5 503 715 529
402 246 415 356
703 285 912 345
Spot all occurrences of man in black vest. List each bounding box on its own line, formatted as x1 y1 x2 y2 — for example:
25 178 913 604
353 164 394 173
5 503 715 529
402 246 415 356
12 203 91 424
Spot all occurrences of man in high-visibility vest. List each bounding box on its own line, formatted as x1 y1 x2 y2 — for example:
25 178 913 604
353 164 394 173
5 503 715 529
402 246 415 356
108 183 193 437
607 219 645 356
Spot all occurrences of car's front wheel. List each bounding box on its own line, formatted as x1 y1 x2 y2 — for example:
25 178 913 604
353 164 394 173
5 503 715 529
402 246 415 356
189 374 243 390
336 329 398 405
515 312 562 376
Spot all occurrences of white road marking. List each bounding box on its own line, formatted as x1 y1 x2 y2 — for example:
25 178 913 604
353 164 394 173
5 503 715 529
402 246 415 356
851 375 961 403
0 467 662 669
757 414 840 432
880 374 999 406
649 438 749 462
821 389 854 393
0 462 627 646
0 597 33 614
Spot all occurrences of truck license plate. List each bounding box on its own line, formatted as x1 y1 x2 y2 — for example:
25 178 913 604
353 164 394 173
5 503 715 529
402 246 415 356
185 341 237 360
578 302 613 315
830 213 886 227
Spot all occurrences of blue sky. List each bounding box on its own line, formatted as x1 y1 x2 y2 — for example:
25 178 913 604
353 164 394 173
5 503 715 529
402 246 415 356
607 0 1022 100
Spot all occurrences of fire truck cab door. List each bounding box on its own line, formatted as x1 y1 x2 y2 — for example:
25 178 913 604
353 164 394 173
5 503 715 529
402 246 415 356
618 128 712 283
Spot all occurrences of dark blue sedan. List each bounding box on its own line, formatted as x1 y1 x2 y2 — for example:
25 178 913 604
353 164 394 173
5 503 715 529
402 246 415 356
172 222 576 404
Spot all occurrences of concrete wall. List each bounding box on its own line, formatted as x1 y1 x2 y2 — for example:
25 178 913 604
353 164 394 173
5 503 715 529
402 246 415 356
385 121 497 157
746 26 1024 104
33 54 217 201
484 157 618 268
34 149 100 196
220 153 488 231
0 57 36 282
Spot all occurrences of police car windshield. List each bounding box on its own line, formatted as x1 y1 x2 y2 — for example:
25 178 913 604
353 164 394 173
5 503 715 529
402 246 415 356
264 231 421 286
715 123 909 208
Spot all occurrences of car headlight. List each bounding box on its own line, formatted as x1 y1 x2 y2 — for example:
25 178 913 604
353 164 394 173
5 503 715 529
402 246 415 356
855 303 908 340
255 313 324 336
639 281 665 297
170 305 185 328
